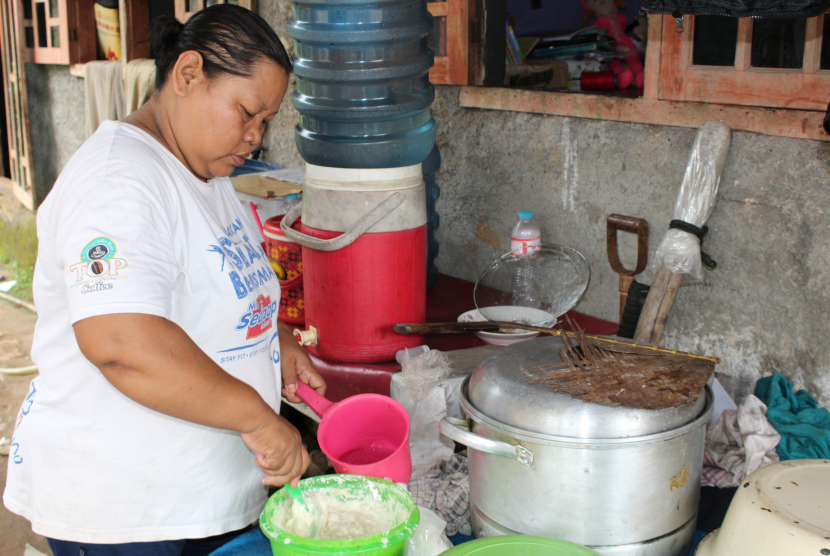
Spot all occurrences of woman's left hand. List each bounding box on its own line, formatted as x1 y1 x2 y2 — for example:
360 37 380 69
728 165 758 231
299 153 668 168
278 320 326 403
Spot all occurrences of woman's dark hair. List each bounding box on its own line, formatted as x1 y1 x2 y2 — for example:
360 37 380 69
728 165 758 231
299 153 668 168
150 4 292 91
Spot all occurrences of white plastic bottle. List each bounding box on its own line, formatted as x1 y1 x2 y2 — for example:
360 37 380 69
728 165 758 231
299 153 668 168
510 211 541 256
510 211 541 311
280 193 301 216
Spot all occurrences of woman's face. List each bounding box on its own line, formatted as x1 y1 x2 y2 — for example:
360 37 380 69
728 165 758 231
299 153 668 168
173 60 289 180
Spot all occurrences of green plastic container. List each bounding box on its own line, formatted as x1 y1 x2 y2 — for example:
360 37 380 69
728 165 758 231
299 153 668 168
260 475 419 555
440 535 604 555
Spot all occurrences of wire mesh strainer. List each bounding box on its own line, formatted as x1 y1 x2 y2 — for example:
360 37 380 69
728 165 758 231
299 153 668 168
473 245 590 327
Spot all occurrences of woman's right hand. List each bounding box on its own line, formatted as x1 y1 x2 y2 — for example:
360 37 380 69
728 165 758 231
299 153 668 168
241 411 309 488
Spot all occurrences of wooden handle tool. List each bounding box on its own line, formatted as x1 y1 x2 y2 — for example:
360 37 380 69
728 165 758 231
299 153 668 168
394 321 720 364
606 214 649 321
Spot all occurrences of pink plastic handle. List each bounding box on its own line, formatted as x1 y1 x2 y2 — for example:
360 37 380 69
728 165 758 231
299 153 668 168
249 201 266 242
295 382 334 418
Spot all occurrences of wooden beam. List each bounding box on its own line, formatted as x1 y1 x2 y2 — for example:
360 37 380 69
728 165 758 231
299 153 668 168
122 0 151 61
681 65 830 111
430 57 450 84
71 0 97 65
458 86 829 142
445 0 469 84
658 14 690 101
642 15 663 100
427 2 449 17
735 18 752 71
803 15 823 74
12 178 34 210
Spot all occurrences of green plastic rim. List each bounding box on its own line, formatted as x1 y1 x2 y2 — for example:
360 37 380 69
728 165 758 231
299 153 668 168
259 475 420 554
440 535 604 555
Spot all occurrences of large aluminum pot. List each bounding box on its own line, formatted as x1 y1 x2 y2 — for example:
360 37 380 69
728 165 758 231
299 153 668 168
440 336 713 556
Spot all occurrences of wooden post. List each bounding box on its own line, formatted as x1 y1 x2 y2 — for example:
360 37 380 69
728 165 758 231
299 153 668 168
633 269 683 345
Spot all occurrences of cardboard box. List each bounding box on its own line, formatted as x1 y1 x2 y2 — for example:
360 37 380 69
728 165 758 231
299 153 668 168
504 60 569 90
230 167 305 200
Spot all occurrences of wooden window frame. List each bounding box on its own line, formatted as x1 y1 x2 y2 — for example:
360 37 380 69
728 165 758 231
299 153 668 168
175 0 256 23
21 0 106 66
26 0 73 64
428 0 505 86
428 0 470 85
458 14 829 142
2 0 36 208
119 0 150 62
658 14 829 111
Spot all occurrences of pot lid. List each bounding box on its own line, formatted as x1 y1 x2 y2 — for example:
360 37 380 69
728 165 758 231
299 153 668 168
466 336 709 439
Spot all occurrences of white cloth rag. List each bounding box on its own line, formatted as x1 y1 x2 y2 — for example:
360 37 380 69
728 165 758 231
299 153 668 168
701 394 780 488
84 61 125 138
408 454 471 536
124 58 156 116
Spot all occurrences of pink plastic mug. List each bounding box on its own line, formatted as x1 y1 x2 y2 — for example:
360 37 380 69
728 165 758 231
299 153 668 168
295 382 413 484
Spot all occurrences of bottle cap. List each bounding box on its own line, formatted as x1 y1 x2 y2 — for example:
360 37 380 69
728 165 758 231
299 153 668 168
519 211 533 219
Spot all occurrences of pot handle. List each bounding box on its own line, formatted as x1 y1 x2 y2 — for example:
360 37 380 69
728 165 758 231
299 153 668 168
439 417 534 467
280 193 405 252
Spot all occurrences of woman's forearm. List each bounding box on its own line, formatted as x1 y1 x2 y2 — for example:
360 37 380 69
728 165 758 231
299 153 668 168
74 313 273 434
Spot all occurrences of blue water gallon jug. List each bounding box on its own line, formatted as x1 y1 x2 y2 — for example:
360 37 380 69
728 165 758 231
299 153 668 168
288 0 436 168
423 145 440 290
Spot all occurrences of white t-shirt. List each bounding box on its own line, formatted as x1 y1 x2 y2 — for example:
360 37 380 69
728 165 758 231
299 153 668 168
3 121 283 543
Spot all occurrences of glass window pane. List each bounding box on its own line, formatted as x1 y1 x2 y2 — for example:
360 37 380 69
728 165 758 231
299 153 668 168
36 2 46 47
693 15 738 66
49 0 58 18
751 18 806 69
821 18 830 70
25 26 35 49
23 0 32 20
428 15 446 57
50 25 59 48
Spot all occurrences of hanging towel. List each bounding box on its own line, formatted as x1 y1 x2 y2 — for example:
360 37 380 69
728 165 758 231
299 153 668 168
408 453 471 536
755 373 830 461
124 58 156 116
84 61 125 138
701 394 780 488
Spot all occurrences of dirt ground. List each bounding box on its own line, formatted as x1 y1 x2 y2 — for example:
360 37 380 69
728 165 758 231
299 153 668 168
0 298 51 556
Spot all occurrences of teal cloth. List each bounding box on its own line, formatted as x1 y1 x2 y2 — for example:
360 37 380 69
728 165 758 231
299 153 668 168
754 373 830 460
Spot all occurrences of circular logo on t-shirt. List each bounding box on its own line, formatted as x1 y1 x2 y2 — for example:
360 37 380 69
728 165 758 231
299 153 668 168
87 245 109 260
81 237 117 263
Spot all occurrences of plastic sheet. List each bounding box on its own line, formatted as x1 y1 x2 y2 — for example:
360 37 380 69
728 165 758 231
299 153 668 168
404 505 454 556
651 121 732 281
396 350 457 474
391 346 500 474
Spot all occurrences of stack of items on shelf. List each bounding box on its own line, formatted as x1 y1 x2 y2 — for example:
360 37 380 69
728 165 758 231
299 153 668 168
523 28 613 90
504 21 569 90
525 26 614 61
515 1 648 92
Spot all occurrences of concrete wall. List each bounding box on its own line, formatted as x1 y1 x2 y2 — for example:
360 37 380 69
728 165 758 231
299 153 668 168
429 87 830 407
25 4 830 407
26 64 86 203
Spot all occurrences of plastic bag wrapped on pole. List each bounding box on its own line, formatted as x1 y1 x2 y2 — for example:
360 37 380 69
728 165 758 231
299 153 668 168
651 121 732 281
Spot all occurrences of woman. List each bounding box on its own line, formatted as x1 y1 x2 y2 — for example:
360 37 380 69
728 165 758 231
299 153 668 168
3 5 325 554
